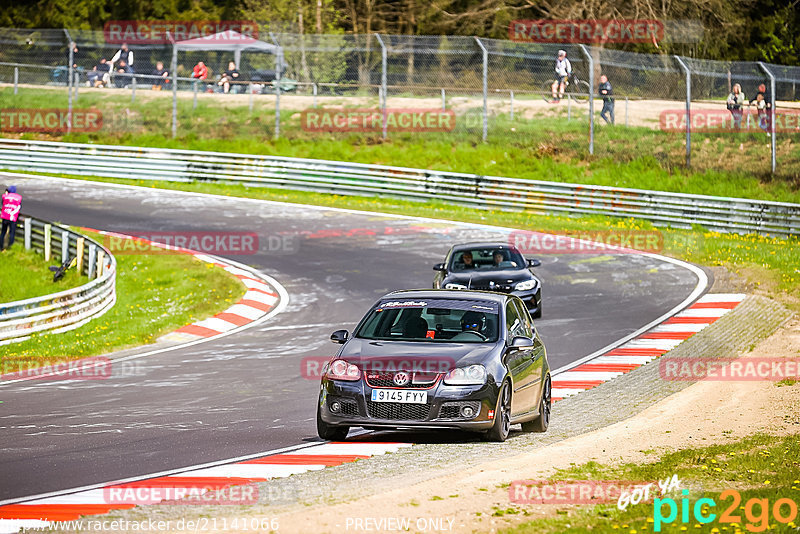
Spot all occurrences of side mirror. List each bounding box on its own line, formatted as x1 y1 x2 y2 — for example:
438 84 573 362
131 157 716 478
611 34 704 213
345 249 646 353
433 263 446 272
330 329 349 344
510 336 534 348
527 258 541 268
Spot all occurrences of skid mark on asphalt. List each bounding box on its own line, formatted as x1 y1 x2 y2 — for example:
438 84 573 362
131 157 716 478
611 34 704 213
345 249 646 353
551 293 746 401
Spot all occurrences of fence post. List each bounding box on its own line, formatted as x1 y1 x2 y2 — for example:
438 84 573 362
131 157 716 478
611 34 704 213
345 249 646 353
625 96 629 127
193 79 198 110
131 75 136 102
758 62 777 174
44 223 51 261
67 45 73 134
579 44 594 155
375 34 388 140
24 217 31 249
88 244 97 279
270 32 283 139
61 229 69 263
77 237 85 274
441 89 446 111
474 37 488 142
170 34 178 139
73 71 79 98
249 83 254 112
674 55 691 168
510 90 514 120
313 83 318 108
14 67 18 95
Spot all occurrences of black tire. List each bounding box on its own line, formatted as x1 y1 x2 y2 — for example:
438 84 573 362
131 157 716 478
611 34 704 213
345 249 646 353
522 375 551 433
316 404 349 441
485 381 512 442
570 80 590 103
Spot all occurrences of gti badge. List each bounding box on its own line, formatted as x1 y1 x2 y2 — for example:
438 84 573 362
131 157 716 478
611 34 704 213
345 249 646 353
393 371 410 387
489 281 495 289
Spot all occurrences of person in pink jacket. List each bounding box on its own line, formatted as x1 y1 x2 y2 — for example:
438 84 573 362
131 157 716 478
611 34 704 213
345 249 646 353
1 185 22 250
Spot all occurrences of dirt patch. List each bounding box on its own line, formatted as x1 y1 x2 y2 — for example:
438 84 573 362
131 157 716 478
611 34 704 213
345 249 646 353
271 318 800 533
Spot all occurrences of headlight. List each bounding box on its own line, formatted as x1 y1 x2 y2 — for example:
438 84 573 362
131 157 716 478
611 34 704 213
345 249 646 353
324 359 361 381
515 279 538 291
444 364 487 385
445 283 468 290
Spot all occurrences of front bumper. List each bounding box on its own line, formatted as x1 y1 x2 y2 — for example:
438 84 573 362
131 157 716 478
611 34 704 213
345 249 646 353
319 377 500 432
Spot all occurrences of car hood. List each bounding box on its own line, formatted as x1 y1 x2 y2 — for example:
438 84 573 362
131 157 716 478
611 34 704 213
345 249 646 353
338 338 499 370
445 269 535 285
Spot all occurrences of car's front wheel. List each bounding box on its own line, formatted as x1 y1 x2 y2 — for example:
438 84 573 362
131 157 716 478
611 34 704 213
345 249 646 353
316 405 349 441
522 375 551 433
485 381 512 442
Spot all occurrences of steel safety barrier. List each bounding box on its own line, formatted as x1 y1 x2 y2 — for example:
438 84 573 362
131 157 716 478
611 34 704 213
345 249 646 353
0 215 116 343
0 138 798 236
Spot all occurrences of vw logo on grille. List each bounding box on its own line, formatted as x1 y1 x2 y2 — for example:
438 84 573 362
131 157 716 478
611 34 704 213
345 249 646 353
393 371 410 387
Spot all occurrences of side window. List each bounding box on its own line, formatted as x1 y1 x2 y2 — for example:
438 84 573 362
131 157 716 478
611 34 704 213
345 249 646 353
505 301 521 339
514 300 534 338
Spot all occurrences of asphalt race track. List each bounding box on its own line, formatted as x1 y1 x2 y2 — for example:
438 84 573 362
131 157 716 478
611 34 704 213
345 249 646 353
0 175 703 501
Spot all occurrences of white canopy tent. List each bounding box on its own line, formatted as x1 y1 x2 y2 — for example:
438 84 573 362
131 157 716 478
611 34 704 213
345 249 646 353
169 30 284 137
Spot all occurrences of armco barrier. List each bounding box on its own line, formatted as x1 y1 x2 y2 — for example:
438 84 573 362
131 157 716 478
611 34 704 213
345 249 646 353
0 216 116 343
0 138 798 236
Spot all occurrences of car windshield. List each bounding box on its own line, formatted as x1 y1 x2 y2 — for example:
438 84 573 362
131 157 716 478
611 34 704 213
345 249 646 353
450 247 526 272
355 298 500 343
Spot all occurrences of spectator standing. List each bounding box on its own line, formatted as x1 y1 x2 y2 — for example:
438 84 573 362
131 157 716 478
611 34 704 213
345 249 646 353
1 186 22 251
749 83 772 135
551 50 572 102
217 61 240 94
598 75 614 125
110 43 133 71
726 83 746 130
151 61 169 90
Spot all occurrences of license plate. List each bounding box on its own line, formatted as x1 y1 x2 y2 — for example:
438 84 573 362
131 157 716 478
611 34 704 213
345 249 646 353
370 389 428 404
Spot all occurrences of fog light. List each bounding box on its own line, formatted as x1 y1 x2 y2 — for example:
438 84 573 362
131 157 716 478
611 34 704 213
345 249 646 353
330 401 341 413
461 405 475 418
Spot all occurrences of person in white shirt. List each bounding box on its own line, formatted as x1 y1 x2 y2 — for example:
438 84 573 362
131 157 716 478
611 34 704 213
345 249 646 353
551 50 572 102
109 43 133 72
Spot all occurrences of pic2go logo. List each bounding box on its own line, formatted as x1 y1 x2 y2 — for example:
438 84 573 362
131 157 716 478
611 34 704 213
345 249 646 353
653 489 799 532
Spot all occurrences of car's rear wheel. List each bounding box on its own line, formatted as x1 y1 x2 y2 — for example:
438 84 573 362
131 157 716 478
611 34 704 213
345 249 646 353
522 375 551 433
316 405 349 441
485 381 512 442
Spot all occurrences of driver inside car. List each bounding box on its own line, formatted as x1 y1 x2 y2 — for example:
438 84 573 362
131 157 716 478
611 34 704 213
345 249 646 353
460 310 486 334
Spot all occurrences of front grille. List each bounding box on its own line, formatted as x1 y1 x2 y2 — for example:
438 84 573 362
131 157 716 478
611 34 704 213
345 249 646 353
471 283 512 293
366 401 432 420
365 372 439 389
437 401 482 420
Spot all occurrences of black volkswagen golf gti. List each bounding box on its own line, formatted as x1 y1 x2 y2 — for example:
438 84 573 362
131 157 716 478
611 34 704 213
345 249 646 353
432 242 543 318
317 290 551 442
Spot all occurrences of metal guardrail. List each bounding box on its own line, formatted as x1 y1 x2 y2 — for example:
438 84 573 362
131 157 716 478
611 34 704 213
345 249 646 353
0 215 116 343
0 138 798 237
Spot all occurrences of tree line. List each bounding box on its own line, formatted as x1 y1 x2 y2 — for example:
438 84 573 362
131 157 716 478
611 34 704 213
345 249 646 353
0 0 797 64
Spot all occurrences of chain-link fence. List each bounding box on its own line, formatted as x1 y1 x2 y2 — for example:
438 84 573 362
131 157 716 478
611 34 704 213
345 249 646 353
1 27 798 177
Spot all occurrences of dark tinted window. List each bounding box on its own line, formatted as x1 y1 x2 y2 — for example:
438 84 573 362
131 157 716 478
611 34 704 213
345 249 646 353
355 299 500 343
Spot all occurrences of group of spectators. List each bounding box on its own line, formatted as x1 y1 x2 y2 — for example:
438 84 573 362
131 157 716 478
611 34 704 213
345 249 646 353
70 42 169 90
554 50 774 133
190 60 242 93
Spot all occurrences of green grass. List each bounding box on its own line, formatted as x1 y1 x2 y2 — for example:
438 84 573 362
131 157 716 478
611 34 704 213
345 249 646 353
501 433 800 533
0 245 84 302
2 86 800 201
2 230 245 362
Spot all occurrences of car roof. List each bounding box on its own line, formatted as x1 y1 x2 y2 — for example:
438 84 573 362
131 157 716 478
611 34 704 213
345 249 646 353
382 289 510 304
451 242 521 252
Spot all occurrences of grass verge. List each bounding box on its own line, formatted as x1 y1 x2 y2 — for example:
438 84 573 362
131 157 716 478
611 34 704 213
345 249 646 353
0 245 84 302
16 173 800 314
2 86 800 199
500 433 800 533
1 229 245 363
